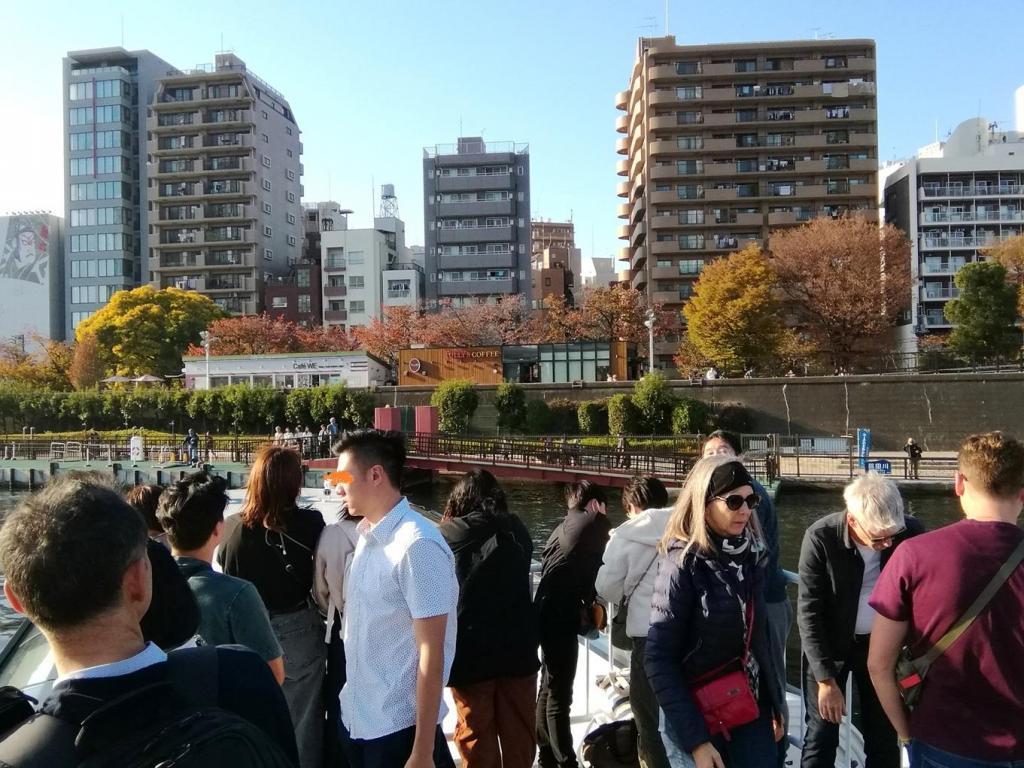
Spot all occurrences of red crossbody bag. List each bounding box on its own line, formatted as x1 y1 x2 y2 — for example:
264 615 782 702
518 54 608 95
688 601 760 741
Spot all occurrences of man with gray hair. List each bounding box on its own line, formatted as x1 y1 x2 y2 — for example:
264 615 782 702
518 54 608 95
797 471 923 768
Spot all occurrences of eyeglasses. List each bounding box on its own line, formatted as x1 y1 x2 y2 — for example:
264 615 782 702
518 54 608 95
853 517 906 544
713 493 761 511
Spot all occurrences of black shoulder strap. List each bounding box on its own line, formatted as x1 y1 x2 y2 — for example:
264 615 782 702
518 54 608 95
0 711 80 768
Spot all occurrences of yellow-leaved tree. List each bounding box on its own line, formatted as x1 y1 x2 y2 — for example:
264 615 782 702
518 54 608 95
76 286 224 377
682 244 787 371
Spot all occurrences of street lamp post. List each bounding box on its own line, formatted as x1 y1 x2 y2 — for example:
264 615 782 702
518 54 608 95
199 331 216 390
644 310 656 375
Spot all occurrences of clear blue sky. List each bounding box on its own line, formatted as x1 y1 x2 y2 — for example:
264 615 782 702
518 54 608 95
2 0 1022 275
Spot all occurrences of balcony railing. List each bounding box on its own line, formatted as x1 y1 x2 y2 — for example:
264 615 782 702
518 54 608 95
387 289 411 299
923 211 1024 222
922 236 1006 248
922 184 1024 197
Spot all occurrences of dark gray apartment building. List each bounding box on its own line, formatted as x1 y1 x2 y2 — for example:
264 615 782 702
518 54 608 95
63 47 178 338
422 137 531 308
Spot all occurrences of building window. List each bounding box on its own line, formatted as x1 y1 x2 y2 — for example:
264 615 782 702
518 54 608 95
261 110 269 119
286 169 295 180
262 155 271 168
287 235 297 246
271 296 288 309
287 192 296 202
287 149 293 157
296 270 310 288
349 300 365 313
263 202 272 214
262 179 271 191
297 294 310 313
287 213 296 224
676 86 702 100
349 276 365 288
286 126 293 135
264 248 274 261
263 225 272 236
261 133 269 143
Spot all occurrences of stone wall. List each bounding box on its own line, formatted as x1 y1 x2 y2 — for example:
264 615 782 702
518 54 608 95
372 372 1024 451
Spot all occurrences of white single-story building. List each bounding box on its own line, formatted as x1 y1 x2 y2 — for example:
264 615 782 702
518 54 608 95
183 351 389 390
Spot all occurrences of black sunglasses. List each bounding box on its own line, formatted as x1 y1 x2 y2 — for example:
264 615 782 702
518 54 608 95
713 493 761 511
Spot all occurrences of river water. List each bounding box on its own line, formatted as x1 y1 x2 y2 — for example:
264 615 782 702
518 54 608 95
0 484 965 648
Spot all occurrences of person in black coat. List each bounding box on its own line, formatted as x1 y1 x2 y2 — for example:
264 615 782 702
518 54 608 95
798 471 924 768
534 480 612 768
646 457 785 768
439 470 540 768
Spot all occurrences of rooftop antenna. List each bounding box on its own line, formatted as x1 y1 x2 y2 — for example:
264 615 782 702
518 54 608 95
120 14 124 47
328 169 332 201
664 0 669 34
639 16 657 34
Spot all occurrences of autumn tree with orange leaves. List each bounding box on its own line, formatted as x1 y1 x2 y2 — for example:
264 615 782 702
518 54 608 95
769 216 911 369
185 314 358 357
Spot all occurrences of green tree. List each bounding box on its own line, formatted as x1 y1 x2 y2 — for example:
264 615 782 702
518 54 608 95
525 399 551 434
984 234 1024 318
76 286 224 377
494 382 528 433
683 245 786 370
632 372 676 433
945 261 1020 361
431 380 479 434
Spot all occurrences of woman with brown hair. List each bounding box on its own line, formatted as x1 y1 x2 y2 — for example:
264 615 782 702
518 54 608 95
219 444 327 768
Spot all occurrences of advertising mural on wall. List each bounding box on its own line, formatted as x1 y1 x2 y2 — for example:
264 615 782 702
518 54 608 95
0 215 50 285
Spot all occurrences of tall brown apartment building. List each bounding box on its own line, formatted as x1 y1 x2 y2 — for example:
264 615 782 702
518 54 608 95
616 36 878 361
147 53 303 316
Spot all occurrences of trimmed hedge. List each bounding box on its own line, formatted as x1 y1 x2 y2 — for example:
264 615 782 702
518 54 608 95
524 399 552 434
632 372 676 434
547 398 580 435
494 382 528 433
608 394 642 436
431 379 479 434
577 400 609 436
671 398 710 435
0 381 372 435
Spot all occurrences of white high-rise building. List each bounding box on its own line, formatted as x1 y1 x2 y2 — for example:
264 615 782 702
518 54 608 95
884 106 1024 351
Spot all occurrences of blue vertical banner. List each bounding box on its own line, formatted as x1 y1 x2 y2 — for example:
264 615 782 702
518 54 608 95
857 428 872 470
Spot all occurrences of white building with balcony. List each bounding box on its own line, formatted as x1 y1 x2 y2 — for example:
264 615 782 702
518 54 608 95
883 107 1024 351
320 211 419 330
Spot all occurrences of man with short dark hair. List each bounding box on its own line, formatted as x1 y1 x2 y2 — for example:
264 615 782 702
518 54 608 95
158 472 286 685
330 429 458 768
868 431 1024 766
0 476 297 765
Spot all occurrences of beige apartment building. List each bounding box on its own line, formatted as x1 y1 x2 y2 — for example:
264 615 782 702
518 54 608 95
147 53 303 315
616 36 878 361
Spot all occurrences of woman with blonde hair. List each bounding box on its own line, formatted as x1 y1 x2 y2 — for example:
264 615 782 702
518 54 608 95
219 444 327 768
645 455 785 768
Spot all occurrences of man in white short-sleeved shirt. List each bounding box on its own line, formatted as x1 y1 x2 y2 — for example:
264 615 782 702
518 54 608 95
330 429 458 768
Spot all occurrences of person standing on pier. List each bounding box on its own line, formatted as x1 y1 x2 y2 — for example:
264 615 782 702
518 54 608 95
903 438 923 480
535 481 611 768
798 471 922 768
868 431 1024 768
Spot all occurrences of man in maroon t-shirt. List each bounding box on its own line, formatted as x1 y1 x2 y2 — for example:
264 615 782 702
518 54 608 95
867 431 1024 767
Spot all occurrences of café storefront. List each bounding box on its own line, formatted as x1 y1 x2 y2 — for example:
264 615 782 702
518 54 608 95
398 341 637 386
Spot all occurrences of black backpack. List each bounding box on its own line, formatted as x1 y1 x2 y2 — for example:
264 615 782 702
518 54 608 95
0 646 295 768
580 719 639 768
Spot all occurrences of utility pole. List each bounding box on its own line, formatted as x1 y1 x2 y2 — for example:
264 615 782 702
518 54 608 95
644 309 656 374
199 331 216 390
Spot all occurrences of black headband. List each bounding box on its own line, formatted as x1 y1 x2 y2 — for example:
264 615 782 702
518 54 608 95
706 461 753 502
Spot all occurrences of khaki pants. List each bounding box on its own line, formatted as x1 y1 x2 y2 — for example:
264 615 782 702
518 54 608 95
451 674 538 768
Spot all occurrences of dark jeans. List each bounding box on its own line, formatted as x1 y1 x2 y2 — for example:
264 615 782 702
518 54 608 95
800 637 898 768
537 626 579 768
630 638 670 768
662 703 776 768
324 611 347 767
909 741 1024 768
338 722 454 768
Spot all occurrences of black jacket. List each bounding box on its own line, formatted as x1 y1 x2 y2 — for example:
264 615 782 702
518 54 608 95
439 508 540 687
797 511 924 682
645 541 784 753
534 509 612 633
